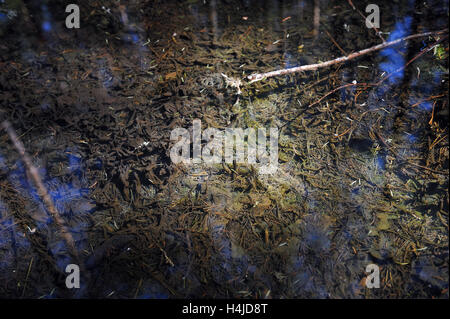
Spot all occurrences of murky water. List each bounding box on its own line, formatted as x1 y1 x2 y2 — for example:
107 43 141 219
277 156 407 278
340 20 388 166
0 0 448 298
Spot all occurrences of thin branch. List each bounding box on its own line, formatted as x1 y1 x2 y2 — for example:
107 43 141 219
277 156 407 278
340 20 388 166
1 121 79 263
280 34 447 132
247 29 448 83
324 29 347 55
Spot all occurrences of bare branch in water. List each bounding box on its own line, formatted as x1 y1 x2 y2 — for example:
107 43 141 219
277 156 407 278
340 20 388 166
1 120 80 264
246 29 448 84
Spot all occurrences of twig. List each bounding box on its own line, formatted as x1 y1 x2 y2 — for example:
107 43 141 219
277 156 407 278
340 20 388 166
1 121 79 263
411 94 445 108
21 257 33 297
281 34 447 132
429 134 447 150
404 161 447 175
159 247 175 267
428 101 436 125
247 29 448 83
324 29 347 55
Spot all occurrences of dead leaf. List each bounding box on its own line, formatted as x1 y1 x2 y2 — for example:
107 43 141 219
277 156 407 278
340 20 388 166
165 72 177 80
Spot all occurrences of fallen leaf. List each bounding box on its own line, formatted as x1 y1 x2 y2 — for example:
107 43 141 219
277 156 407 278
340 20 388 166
165 72 177 80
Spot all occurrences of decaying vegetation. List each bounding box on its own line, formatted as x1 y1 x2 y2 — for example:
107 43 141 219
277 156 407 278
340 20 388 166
0 0 448 298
